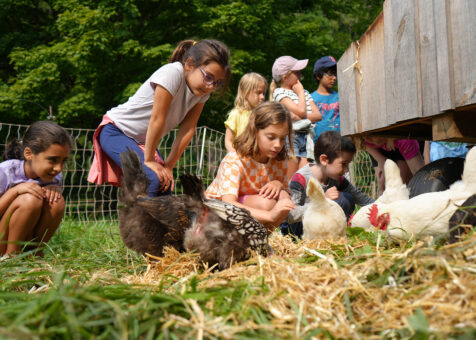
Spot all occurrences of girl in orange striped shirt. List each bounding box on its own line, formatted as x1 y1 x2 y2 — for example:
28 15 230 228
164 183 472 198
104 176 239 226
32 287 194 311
206 102 295 232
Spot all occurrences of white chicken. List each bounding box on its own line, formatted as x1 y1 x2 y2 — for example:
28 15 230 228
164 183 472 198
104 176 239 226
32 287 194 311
302 176 347 240
366 146 476 240
350 158 409 230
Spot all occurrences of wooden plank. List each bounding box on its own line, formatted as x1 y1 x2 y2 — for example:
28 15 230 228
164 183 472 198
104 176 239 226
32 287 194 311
337 42 359 135
358 12 386 131
432 112 463 141
416 0 440 117
434 0 455 111
384 0 421 125
448 0 476 108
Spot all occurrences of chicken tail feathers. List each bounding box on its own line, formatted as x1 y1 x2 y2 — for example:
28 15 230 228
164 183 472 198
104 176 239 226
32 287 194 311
119 149 149 205
306 177 326 203
179 173 205 201
384 159 403 188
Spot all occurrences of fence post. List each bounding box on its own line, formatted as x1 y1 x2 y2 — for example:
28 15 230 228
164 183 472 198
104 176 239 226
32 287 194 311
198 127 207 176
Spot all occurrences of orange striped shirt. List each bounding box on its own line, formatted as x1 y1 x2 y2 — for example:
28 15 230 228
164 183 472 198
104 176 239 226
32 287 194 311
205 151 288 199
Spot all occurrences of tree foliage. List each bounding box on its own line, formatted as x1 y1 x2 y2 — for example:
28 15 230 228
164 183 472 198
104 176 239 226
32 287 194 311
0 0 383 130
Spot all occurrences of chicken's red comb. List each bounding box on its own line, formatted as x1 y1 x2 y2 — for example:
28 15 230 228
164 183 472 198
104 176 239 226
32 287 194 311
368 204 379 227
348 214 354 227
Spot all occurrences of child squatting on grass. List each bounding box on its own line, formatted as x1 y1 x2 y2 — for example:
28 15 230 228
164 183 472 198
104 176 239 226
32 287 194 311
0 121 72 256
224 72 268 153
88 39 231 196
206 101 296 233
283 131 375 238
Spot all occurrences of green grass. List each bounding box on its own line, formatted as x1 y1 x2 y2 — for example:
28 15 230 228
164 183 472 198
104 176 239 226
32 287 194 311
1 221 475 339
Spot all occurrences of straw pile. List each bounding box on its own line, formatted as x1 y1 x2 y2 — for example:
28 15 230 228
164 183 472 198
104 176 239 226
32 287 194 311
124 231 476 338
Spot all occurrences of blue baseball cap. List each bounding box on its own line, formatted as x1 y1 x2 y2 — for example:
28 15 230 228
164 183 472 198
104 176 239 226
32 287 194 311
313 56 337 75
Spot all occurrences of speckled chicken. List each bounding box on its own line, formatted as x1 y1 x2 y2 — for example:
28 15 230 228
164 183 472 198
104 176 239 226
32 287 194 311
118 149 269 269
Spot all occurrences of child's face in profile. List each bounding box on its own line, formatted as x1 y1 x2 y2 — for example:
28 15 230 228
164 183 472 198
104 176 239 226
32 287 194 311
246 82 266 109
255 122 288 163
325 151 354 180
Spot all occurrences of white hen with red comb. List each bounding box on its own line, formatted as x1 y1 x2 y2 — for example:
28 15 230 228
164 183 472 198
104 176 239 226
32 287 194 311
350 158 409 230
367 146 476 240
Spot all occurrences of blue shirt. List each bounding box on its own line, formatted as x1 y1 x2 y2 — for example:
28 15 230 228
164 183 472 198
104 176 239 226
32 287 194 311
311 90 340 141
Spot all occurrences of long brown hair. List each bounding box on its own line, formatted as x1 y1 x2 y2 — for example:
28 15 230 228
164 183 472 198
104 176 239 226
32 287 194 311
169 39 232 91
234 102 293 161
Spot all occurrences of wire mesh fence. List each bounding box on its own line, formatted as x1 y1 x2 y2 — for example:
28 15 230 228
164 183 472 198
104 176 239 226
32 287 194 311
0 122 376 223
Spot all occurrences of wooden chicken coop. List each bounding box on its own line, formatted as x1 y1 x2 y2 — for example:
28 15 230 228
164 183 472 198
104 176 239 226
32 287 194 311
338 0 476 142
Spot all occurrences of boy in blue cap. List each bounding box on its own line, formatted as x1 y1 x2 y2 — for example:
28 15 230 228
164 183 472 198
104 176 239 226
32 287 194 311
311 56 340 142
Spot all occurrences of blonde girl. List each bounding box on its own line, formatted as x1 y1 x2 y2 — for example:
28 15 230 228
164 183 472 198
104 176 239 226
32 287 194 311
206 102 296 232
88 39 231 196
0 121 72 256
224 72 267 152
270 56 322 179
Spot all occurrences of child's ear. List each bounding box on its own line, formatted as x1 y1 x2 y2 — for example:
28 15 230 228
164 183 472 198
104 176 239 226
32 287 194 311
184 58 194 71
23 147 33 161
319 154 328 166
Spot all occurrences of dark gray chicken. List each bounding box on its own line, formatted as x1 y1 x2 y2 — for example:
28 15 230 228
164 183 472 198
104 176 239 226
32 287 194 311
118 149 269 269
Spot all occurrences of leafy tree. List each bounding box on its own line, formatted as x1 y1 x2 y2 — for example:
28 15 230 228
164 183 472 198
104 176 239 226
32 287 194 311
0 0 383 130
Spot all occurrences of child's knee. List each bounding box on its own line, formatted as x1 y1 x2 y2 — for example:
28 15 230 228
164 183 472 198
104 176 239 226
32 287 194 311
260 198 277 211
15 193 43 211
279 190 291 199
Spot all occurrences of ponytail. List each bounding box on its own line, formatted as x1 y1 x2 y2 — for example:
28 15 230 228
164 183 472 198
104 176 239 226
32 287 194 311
169 40 195 63
3 140 24 161
269 80 278 101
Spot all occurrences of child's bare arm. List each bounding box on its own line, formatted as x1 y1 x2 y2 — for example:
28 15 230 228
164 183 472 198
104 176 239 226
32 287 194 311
224 127 236 153
144 86 174 190
307 100 322 122
221 193 294 227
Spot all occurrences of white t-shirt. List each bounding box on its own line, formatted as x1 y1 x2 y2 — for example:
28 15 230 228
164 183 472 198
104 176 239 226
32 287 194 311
273 87 313 131
107 62 209 144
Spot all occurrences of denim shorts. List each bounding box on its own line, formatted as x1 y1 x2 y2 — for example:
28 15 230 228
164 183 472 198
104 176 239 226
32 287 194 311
287 131 308 158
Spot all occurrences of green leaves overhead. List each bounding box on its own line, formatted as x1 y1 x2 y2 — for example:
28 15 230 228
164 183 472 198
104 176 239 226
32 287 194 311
0 0 383 130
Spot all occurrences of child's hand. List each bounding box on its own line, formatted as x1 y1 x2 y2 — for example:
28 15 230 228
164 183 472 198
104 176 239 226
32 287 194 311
325 186 340 200
292 80 304 94
144 161 174 192
43 185 62 203
259 181 283 199
15 182 44 200
270 198 296 225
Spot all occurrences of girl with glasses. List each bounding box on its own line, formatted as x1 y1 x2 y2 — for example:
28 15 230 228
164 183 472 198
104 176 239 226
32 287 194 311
311 56 340 142
88 39 231 196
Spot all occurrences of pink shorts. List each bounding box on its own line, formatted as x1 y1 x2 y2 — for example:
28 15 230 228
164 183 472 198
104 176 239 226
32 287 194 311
238 195 248 204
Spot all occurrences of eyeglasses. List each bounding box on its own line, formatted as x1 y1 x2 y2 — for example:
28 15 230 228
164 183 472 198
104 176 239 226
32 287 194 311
323 71 337 77
199 67 224 88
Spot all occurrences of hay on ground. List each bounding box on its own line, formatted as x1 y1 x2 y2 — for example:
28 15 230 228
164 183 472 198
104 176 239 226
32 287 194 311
123 232 476 338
